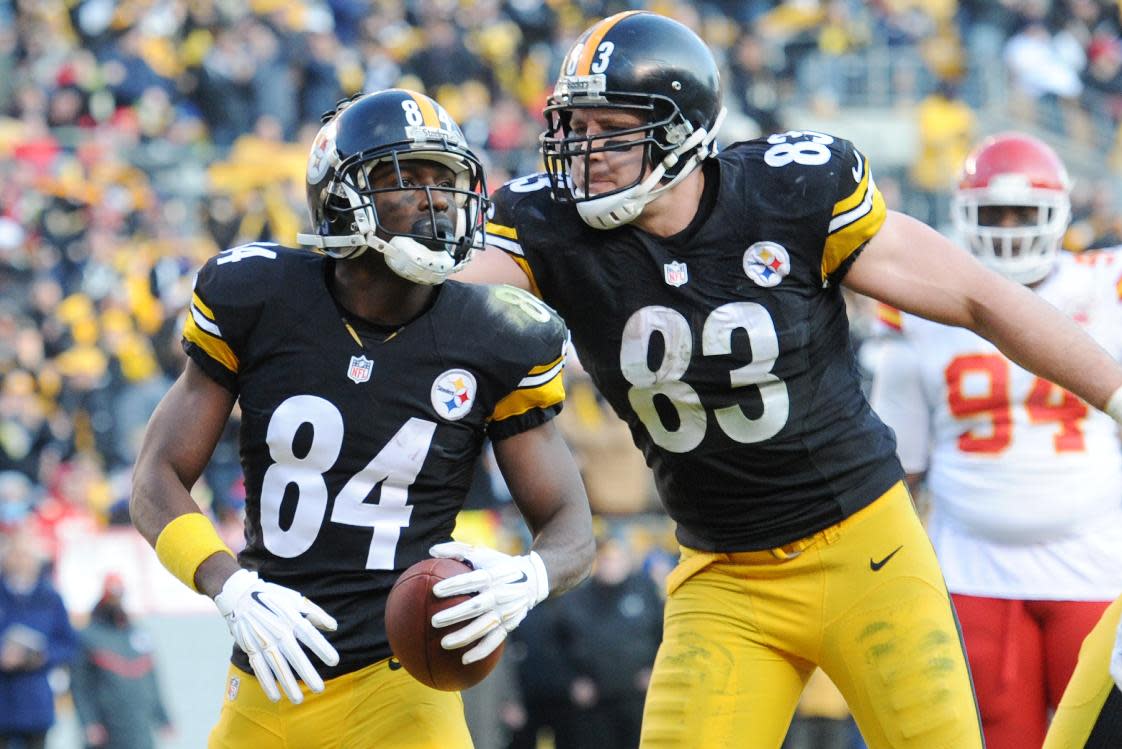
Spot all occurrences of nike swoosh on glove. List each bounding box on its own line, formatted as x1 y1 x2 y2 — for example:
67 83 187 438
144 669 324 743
214 569 339 704
428 542 549 665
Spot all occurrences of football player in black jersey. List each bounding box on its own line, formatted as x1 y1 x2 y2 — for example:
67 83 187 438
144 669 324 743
130 89 594 749
456 11 1122 749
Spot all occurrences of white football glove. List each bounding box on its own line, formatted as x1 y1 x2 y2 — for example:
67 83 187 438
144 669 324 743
214 569 339 704
1110 609 1122 691
429 542 549 665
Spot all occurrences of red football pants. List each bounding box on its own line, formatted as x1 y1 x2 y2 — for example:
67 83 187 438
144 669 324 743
951 594 1110 749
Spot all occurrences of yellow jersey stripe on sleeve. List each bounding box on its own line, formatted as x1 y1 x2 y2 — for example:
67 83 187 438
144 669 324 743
525 354 564 378
486 222 519 241
183 309 239 373
486 232 524 258
510 256 543 299
491 368 565 422
192 292 218 324
821 180 886 280
832 150 868 217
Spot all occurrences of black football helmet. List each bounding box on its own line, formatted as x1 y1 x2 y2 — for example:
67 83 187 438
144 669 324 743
541 11 725 229
296 89 488 284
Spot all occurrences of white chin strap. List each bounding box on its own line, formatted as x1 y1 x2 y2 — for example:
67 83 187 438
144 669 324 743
297 230 470 285
576 108 727 230
296 183 474 285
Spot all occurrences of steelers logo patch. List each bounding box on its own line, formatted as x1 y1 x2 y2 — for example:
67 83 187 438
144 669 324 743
743 241 791 288
307 121 337 183
431 369 477 421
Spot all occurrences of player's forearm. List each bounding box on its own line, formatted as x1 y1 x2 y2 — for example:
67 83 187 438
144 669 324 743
130 449 208 547
529 502 596 597
969 281 1122 412
132 462 239 596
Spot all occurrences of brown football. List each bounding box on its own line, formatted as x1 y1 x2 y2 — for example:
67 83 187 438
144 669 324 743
385 557 505 691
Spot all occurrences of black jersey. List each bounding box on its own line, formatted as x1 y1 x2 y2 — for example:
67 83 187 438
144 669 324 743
488 132 903 551
181 244 568 677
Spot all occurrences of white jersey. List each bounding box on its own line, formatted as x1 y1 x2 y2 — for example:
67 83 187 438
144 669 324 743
870 249 1122 600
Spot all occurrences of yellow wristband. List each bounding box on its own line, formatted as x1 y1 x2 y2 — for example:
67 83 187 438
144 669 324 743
154 513 235 593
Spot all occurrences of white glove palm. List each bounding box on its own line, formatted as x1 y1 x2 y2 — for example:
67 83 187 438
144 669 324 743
1110 609 1122 691
214 569 339 704
429 542 549 665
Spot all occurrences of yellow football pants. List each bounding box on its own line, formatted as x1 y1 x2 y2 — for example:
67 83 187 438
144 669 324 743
640 481 983 749
1043 595 1122 749
208 658 474 748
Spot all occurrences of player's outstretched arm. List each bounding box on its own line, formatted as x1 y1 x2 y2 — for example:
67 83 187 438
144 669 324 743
845 210 1122 420
429 419 594 664
131 359 339 704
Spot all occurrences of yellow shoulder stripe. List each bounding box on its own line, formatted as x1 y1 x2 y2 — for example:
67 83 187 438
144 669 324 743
527 354 564 377
491 370 565 422
511 256 543 299
832 157 870 217
821 187 886 280
183 312 239 373
486 222 519 240
192 292 217 323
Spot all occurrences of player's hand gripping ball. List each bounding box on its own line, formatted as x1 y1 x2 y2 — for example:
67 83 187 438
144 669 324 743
385 558 505 691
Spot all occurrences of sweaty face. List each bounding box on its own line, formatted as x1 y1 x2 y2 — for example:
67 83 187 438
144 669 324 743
566 108 649 197
365 160 460 245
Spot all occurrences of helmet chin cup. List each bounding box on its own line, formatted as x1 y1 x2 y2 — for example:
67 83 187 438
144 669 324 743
575 108 725 230
576 185 650 230
375 234 467 285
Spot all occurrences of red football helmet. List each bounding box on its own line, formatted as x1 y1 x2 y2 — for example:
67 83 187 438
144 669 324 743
950 132 1071 284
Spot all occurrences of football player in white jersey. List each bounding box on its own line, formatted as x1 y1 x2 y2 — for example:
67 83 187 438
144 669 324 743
871 132 1122 749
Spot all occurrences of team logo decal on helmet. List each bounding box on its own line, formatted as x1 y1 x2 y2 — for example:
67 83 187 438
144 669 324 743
542 11 727 229
431 369 477 421
296 89 490 285
307 121 337 184
743 242 790 288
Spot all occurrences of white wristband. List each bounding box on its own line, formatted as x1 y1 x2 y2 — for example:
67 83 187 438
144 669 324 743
1106 386 1122 425
528 551 550 604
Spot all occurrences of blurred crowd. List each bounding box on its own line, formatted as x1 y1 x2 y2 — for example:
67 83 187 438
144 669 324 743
2 1 1122 745
4 0 1122 545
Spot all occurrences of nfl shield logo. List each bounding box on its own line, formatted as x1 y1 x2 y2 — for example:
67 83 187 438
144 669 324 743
664 261 688 287
347 355 373 384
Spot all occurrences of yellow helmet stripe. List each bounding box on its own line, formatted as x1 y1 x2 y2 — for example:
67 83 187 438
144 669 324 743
409 91 440 128
575 11 641 75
